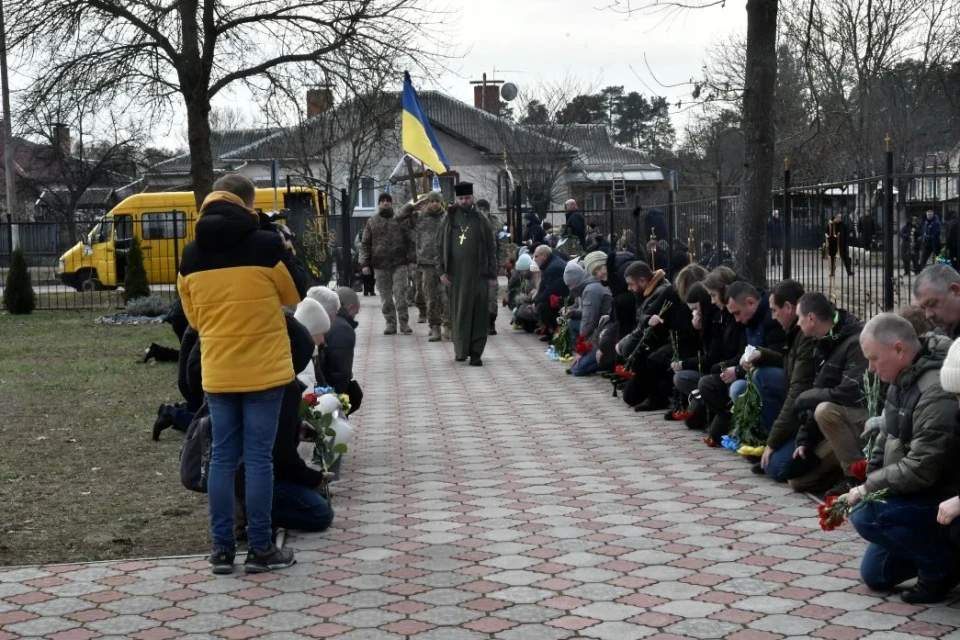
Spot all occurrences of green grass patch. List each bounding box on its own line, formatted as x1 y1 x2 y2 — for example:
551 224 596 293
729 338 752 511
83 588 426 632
0 311 208 565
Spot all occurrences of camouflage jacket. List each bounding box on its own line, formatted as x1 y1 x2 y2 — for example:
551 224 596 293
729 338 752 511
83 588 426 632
400 203 444 266
359 209 415 270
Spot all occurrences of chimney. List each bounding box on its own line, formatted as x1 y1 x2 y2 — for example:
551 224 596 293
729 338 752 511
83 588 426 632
52 123 71 155
307 88 334 119
473 85 501 116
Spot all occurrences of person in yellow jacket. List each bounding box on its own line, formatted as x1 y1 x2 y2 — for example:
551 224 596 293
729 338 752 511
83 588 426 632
178 174 308 575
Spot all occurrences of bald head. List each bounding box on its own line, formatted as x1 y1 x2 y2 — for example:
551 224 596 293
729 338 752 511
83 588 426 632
534 244 552 268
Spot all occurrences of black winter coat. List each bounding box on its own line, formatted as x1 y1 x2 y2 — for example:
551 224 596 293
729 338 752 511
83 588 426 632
794 311 867 449
533 253 570 307
273 318 326 489
321 308 358 394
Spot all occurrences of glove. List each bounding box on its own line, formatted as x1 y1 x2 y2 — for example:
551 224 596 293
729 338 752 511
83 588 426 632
862 414 883 443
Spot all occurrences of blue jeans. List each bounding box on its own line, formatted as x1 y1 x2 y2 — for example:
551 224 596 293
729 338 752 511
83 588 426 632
274 482 335 532
572 346 600 376
729 367 787 432
206 386 285 551
850 497 958 589
764 440 796 482
568 319 581 335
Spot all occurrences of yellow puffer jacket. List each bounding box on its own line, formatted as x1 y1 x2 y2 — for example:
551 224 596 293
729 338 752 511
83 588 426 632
177 192 308 393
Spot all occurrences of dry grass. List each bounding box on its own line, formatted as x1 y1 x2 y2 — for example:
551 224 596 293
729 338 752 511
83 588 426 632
0 311 208 566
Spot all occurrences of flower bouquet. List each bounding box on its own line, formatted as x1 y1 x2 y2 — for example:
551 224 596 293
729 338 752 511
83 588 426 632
862 372 883 457
668 331 693 420
547 317 574 362
299 391 354 498
574 334 593 356
730 371 765 447
818 488 889 531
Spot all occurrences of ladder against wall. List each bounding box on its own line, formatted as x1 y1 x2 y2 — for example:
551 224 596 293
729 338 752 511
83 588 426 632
612 169 627 207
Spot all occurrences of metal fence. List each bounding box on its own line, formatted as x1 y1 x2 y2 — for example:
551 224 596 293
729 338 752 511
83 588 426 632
504 160 960 323
5 157 960 319
0 212 333 311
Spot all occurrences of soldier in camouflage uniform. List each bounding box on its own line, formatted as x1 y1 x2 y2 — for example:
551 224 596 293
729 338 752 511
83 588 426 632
476 199 506 336
360 193 416 335
401 191 449 342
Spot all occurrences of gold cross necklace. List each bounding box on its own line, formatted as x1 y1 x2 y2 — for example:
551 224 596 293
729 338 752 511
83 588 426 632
458 218 470 245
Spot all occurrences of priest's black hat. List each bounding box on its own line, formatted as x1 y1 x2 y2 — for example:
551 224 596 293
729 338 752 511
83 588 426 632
454 182 474 197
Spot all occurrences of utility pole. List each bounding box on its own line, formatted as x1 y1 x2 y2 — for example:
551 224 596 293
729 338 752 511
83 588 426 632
0 0 17 250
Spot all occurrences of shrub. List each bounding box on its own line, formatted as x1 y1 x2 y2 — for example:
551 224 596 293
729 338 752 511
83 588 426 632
3 246 36 314
123 237 150 303
124 295 170 317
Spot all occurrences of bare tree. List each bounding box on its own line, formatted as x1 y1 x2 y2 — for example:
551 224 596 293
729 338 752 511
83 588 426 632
497 78 596 215
781 0 960 173
607 0 778 284
17 91 145 243
8 0 453 204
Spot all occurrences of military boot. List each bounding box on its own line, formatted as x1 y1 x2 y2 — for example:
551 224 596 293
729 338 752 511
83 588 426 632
399 321 413 335
428 326 442 342
488 314 498 336
442 327 452 341
384 323 397 335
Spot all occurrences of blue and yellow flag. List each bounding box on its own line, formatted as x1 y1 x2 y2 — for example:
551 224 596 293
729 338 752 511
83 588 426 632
402 72 450 175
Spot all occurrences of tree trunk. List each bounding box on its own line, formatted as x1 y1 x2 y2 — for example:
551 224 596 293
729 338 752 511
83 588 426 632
737 0 778 286
186 97 215 207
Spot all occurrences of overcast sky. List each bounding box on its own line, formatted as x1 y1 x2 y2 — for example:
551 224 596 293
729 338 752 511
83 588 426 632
428 0 744 125
10 0 746 148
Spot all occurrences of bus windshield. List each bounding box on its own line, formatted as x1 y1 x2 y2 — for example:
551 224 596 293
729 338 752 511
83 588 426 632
88 217 112 244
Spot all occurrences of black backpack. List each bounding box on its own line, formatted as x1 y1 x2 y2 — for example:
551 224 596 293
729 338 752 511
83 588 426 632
179 402 212 493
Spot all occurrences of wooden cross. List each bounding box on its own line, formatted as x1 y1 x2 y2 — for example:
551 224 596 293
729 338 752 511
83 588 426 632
459 231 466 245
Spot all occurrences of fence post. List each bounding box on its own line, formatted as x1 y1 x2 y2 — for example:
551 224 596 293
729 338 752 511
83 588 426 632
513 186 522 244
607 204 614 253
172 210 180 288
715 171 723 263
667 181 676 274
340 188 352 288
883 139 895 311
783 158 792 280
632 206 641 259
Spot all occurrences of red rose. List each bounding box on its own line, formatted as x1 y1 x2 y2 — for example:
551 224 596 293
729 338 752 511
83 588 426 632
574 335 593 355
302 393 318 405
549 295 561 309
849 459 868 482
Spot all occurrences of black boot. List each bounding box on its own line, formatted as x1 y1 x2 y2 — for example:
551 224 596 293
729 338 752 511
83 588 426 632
634 395 668 412
707 414 731 442
141 343 158 363
901 576 960 605
488 314 497 336
469 353 483 366
152 404 174 441
684 398 708 430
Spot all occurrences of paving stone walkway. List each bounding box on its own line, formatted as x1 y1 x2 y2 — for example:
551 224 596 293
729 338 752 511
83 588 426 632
3 297 960 639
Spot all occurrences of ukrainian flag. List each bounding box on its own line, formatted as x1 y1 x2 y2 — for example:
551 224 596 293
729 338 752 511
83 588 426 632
402 72 451 175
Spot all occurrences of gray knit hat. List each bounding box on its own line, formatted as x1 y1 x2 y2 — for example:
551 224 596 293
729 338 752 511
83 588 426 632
563 261 586 289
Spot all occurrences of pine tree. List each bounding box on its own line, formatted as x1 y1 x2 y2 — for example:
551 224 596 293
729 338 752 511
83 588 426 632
3 246 36 314
123 237 151 303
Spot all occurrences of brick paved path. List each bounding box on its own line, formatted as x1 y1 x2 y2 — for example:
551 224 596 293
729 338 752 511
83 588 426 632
2 297 959 639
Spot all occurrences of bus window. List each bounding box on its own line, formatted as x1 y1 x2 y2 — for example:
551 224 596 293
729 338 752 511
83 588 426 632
91 218 113 244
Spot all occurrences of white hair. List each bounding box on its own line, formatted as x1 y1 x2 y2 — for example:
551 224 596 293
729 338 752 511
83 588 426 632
534 245 552 257
565 199 577 208
306 286 341 319
861 312 921 350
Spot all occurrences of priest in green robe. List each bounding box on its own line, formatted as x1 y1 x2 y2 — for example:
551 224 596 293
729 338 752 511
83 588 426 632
438 182 498 366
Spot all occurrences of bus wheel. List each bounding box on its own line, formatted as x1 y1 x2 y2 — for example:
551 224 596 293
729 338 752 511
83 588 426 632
77 271 102 292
